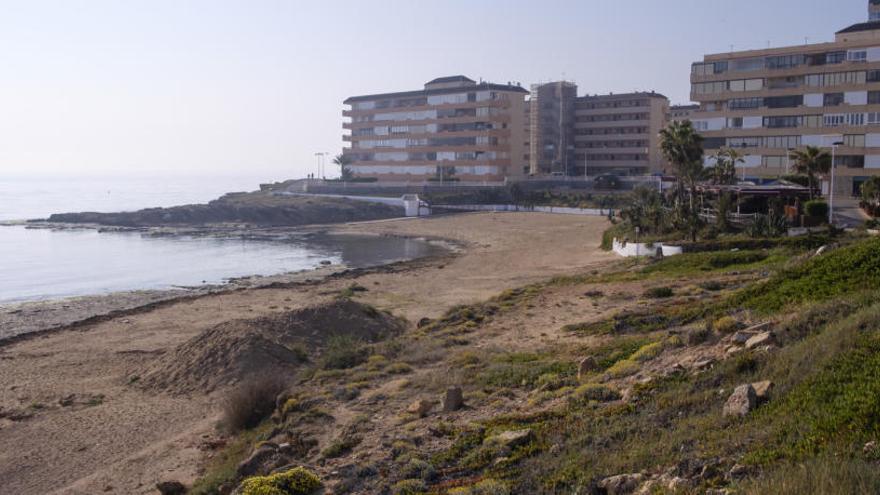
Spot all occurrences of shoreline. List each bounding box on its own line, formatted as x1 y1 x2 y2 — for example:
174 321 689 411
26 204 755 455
0 212 615 494
0 220 461 345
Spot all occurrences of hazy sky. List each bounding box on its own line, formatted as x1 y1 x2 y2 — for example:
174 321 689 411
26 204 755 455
0 0 867 181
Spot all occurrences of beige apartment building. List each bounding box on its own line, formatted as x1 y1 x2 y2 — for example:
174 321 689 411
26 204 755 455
526 82 671 176
669 104 699 123
690 0 880 196
342 76 528 182
573 92 670 175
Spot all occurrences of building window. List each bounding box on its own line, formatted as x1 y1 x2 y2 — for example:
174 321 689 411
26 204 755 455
765 95 803 108
763 116 801 128
868 112 880 124
763 156 785 168
766 55 804 69
727 136 762 148
869 91 880 105
848 50 868 63
837 155 865 168
824 93 845 106
844 134 866 147
731 57 765 72
803 115 823 128
727 117 743 128
764 135 801 148
827 51 847 64
729 97 763 109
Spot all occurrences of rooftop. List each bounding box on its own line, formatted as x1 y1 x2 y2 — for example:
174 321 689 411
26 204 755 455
425 75 476 85
577 91 668 101
836 20 880 34
344 80 528 104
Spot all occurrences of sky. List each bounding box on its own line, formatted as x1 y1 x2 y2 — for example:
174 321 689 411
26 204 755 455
0 0 869 182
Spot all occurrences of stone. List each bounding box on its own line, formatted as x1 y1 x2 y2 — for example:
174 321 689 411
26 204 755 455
442 386 464 412
406 399 435 418
815 245 828 256
694 359 715 370
751 380 774 401
489 429 533 449
155 481 187 495
598 473 645 495
236 444 277 477
743 321 773 334
864 441 878 456
417 317 432 328
664 477 692 491
731 331 756 345
723 384 757 417
577 356 599 380
728 463 750 480
745 332 774 350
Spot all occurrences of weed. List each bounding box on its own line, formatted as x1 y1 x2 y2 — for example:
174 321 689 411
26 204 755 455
322 334 368 370
644 286 674 298
222 376 287 432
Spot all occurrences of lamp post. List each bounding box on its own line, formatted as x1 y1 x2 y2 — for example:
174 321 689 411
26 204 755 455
829 140 844 225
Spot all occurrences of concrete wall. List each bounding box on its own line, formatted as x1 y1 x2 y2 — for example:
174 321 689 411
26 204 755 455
612 238 684 257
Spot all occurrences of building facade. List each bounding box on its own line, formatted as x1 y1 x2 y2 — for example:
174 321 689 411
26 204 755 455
572 92 670 176
668 104 699 123
528 81 578 175
342 76 528 182
690 2 880 196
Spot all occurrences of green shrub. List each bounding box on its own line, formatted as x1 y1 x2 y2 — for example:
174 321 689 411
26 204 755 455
449 479 511 495
805 200 829 218
401 459 436 481
322 434 362 458
571 384 622 403
713 316 740 334
386 362 413 374
322 334 368 369
630 341 664 362
239 467 321 495
738 457 880 495
391 479 426 495
644 286 674 298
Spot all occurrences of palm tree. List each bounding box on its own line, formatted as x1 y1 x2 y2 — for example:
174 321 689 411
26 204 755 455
332 154 354 181
711 147 744 185
659 120 705 241
789 146 831 200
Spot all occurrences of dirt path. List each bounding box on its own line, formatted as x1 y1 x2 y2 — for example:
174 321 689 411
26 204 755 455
0 212 614 495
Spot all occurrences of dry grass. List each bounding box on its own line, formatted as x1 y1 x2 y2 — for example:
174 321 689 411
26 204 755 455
222 375 289 432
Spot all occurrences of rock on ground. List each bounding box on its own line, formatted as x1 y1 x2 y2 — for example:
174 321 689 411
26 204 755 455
723 384 757 417
156 481 187 495
578 356 599 380
745 332 774 350
751 380 773 401
599 473 644 495
406 399 436 418
488 429 533 449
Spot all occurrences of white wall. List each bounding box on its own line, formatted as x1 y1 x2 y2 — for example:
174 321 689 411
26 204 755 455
801 135 824 147
743 155 762 168
845 91 868 105
867 134 880 147
867 47 880 62
694 118 726 131
612 238 684 258
743 116 763 129
804 93 824 107
866 155 880 169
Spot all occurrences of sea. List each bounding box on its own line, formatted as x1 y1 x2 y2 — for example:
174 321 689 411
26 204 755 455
0 175 432 304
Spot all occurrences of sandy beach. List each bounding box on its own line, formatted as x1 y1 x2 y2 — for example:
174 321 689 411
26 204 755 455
0 212 614 495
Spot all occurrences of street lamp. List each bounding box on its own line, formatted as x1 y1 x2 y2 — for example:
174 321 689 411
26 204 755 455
829 140 844 225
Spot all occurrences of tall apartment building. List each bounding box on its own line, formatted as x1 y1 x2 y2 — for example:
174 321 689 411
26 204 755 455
524 83 671 176
528 81 578 175
342 76 528 182
690 1 880 196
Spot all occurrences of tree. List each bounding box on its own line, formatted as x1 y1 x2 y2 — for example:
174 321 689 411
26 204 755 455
620 187 668 235
710 148 744 185
332 154 354 181
789 146 831 200
862 176 880 207
659 120 705 241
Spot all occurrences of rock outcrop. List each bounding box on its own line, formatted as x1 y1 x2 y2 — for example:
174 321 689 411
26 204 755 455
723 384 757 417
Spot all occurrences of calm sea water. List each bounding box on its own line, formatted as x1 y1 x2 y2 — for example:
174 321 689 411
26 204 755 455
0 176 428 304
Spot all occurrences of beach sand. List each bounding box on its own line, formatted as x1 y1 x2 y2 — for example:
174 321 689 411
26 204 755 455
0 212 614 494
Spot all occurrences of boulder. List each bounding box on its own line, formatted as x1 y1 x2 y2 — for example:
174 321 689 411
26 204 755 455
743 321 773 333
577 356 599 380
745 332 774 350
598 473 644 495
489 429 533 449
406 399 436 418
442 387 464 412
723 384 757 417
155 481 187 495
751 380 774 401
731 331 756 345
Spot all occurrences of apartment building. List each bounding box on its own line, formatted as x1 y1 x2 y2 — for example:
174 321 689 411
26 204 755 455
690 1 880 196
342 76 528 182
528 81 578 175
669 104 699 123
524 83 671 176
573 92 670 176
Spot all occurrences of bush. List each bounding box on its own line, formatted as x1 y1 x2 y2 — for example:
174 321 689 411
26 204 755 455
738 457 880 495
699 280 724 291
713 316 740 334
805 200 829 218
401 459 436 482
239 467 321 495
322 334 368 370
644 286 674 298
572 383 622 403
391 479 426 495
222 376 287 432
449 479 511 495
